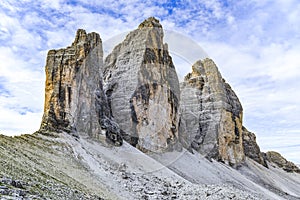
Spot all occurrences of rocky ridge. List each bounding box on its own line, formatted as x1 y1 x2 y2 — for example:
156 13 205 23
265 151 300 173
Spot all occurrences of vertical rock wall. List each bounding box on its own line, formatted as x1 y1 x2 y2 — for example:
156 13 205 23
179 58 244 165
103 17 180 152
40 29 122 144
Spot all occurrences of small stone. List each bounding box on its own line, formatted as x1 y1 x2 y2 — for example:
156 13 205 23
121 172 129 180
18 190 27 197
0 189 10 195
144 190 154 195
228 193 236 199
11 180 24 189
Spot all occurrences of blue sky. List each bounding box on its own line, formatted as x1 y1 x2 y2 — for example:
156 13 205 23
0 0 299 163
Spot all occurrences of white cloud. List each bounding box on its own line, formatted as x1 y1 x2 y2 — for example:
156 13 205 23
202 40 300 138
258 131 300 163
40 0 63 10
0 106 42 136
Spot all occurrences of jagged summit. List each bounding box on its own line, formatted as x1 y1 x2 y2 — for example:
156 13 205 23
138 17 162 29
72 29 101 47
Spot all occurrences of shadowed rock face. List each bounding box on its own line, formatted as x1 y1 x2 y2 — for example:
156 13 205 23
242 128 300 173
265 151 300 173
103 17 180 152
242 127 267 167
40 29 122 145
179 58 244 166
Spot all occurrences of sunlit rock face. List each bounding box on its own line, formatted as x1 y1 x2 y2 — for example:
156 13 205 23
40 29 122 145
103 17 180 152
179 58 244 166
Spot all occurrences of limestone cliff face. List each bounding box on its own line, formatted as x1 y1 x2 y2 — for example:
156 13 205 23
103 17 180 152
40 29 122 145
179 58 244 165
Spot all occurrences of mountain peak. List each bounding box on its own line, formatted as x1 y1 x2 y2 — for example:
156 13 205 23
138 17 162 29
104 16 179 152
72 29 101 47
72 29 87 45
